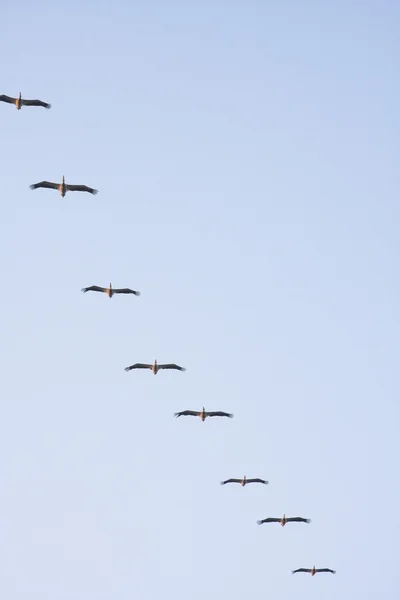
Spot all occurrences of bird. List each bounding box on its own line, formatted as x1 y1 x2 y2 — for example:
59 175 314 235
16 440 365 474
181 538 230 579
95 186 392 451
125 359 186 374
257 513 310 526
81 283 140 298
174 407 233 421
0 92 51 109
29 176 98 197
292 566 336 576
220 475 268 487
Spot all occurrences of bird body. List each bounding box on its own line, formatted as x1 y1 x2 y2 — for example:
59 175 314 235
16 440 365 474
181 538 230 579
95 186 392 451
30 176 98 197
257 513 310 526
174 406 233 421
292 566 335 576
81 283 141 298
220 475 268 486
0 92 51 109
125 359 186 375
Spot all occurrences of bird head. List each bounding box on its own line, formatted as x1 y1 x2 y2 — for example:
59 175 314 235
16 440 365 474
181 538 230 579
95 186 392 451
62 175 65 183
19 92 21 98
109 282 112 289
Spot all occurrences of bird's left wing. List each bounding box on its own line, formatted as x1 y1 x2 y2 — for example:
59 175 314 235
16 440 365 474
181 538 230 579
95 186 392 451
316 568 336 574
207 411 233 418
247 478 268 484
159 363 186 371
113 288 141 296
22 98 51 109
287 517 311 523
66 184 98 195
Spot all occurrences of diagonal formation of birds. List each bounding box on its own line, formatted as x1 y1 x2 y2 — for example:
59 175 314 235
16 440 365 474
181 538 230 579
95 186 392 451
1 91 336 581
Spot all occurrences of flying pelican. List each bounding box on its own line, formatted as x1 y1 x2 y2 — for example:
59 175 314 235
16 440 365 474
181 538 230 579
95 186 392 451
221 475 268 487
257 513 310 526
29 176 98 196
292 566 336 576
0 92 51 109
81 283 140 298
125 359 185 374
174 407 233 421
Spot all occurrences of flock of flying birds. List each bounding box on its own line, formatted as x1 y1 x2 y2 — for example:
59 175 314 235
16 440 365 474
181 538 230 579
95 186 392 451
2 90 336 580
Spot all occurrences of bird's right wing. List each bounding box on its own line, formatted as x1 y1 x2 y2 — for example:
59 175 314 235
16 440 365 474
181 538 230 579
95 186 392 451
220 479 241 485
173 410 199 418
287 517 311 523
292 569 309 574
257 518 279 524
81 286 106 293
124 363 152 371
0 94 16 104
29 181 58 190
207 411 234 418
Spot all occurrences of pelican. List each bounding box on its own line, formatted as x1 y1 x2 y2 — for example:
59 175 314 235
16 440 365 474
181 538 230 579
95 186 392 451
125 359 185 374
174 407 233 421
81 283 140 298
292 566 336 576
30 176 98 196
0 92 51 110
220 475 268 486
257 513 310 526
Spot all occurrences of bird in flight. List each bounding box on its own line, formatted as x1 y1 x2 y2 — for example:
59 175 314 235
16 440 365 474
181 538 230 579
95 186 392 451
174 407 233 421
257 513 310 526
292 566 335 576
220 475 268 487
125 359 186 375
30 175 98 197
81 283 140 298
0 92 51 110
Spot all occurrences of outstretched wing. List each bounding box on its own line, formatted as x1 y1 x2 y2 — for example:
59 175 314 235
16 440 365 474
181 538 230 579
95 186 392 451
246 478 268 484
315 568 336 574
81 286 106 293
66 184 98 195
287 517 311 523
0 94 16 104
207 411 233 418
158 363 186 371
257 518 280 524
174 410 199 418
220 479 242 485
292 568 310 574
29 181 58 191
124 363 152 371
21 98 51 109
113 288 141 296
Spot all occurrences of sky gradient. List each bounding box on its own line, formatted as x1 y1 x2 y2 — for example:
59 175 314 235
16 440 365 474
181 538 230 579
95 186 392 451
1 1 399 598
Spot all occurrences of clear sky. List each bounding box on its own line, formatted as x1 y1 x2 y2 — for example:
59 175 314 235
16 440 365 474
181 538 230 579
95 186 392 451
1 1 399 598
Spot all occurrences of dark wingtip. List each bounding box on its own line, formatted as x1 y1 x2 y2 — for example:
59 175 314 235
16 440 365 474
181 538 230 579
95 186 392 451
256 520 262 525
92 189 99 195
135 291 141 296
124 367 131 372
29 184 35 190
81 288 87 293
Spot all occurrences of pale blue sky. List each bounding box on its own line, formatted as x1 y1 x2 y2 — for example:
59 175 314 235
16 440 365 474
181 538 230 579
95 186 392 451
1 1 399 598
